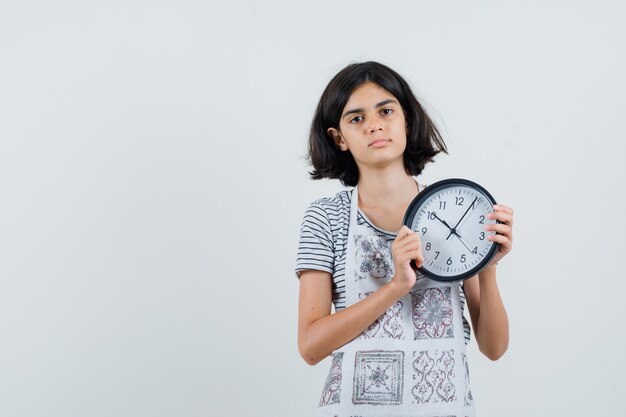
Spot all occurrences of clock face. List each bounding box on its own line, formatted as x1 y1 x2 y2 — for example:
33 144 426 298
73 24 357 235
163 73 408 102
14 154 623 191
403 179 499 282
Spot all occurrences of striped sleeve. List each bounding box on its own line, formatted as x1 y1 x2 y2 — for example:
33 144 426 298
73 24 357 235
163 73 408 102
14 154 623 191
295 202 335 278
460 282 472 344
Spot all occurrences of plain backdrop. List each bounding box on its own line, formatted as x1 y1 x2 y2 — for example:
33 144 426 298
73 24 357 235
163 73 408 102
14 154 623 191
1 1 625 416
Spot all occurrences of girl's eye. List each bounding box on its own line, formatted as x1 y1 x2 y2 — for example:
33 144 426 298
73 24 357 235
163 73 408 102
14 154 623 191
350 116 363 124
382 108 394 115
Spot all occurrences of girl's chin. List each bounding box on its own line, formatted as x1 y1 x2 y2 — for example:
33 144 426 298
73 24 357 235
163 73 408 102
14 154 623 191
358 156 405 169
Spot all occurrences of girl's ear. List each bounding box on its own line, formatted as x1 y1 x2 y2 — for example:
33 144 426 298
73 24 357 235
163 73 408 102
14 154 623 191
327 127 348 151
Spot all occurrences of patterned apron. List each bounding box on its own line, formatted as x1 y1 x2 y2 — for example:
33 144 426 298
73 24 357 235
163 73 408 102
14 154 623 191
316 184 475 417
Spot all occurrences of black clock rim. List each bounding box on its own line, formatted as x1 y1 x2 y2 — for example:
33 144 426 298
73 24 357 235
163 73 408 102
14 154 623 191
402 178 500 282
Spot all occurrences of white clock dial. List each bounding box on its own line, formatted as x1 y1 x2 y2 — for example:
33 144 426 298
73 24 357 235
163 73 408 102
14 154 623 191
403 179 499 281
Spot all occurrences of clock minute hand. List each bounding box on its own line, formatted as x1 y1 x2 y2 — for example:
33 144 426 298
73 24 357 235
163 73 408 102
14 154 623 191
452 197 478 230
446 197 478 240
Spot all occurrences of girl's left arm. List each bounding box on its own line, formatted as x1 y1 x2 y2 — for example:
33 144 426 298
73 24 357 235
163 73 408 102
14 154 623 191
464 204 514 361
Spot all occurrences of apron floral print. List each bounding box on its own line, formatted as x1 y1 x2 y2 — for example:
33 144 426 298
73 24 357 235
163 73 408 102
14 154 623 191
319 352 344 407
412 287 455 339
316 183 475 417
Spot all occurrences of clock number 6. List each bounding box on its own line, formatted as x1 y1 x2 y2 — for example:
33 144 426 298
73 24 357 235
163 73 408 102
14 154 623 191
446 257 452 266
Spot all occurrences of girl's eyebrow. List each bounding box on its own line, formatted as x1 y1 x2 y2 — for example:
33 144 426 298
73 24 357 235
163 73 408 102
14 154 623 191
342 99 398 120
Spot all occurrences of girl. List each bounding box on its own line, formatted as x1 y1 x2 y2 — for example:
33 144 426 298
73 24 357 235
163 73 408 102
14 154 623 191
295 61 513 417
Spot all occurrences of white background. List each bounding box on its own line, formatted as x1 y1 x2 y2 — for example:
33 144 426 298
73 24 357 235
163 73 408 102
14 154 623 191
1 1 625 416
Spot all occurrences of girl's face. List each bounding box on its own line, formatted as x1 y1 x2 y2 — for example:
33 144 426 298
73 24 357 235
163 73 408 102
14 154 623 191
328 81 408 172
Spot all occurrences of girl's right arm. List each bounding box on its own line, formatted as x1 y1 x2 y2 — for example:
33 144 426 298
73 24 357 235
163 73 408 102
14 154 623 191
297 226 422 366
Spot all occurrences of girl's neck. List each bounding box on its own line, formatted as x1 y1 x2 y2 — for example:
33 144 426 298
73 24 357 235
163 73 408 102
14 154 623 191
357 164 419 209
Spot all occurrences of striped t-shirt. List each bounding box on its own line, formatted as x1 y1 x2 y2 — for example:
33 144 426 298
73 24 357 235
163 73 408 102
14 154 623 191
295 186 472 345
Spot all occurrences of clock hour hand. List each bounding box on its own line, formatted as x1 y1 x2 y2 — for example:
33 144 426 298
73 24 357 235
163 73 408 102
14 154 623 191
433 213 462 240
432 213 454 232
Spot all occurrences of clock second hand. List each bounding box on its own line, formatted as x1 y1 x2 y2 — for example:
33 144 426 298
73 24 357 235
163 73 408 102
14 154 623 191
454 234 473 255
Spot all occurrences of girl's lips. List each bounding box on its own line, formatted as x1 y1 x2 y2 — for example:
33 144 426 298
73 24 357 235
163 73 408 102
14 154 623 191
369 139 390 148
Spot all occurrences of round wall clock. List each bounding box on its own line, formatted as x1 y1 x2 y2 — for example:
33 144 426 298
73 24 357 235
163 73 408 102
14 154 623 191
403 178 500 282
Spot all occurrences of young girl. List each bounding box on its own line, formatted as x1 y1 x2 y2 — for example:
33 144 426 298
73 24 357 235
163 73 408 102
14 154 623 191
295 61 513 417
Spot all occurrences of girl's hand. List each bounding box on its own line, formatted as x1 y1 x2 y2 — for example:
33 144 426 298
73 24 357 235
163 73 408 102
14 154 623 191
390 225 424 290
486 204 514 265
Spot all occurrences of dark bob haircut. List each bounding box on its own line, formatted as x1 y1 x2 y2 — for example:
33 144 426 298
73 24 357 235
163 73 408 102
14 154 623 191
308 61 448 187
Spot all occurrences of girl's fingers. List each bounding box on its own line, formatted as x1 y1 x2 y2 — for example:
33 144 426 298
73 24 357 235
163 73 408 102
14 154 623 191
395 237 424 259
487 233 511 247
396 242 422 257
398 225 413 238
394 228 420 244
488 211 513 225
403 247 423 258
484 223 512 237
404 249 424 266
488 205 514 262
493 204 514 215
398 234 422 250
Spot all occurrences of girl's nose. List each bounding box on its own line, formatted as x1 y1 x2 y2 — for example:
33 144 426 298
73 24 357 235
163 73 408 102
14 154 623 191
367 116 384 133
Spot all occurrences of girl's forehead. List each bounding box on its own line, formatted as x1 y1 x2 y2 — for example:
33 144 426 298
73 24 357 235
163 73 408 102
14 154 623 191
345 82 398 107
